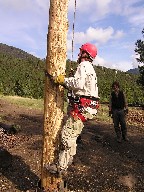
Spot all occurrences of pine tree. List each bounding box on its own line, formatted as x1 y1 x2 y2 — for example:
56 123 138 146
135 28 144 88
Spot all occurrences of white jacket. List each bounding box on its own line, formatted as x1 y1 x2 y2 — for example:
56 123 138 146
64 61 99 98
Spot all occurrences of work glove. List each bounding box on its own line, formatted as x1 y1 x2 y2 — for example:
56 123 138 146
54 74 65 85
124 108 128 115
45 70 65 85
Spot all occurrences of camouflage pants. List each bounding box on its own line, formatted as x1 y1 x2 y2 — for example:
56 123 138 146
58 112 95 170
58 115 84 170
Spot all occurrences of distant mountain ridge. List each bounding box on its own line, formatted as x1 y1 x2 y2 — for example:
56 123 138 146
0 43 38 60
0 43 140 75
127 68 139 74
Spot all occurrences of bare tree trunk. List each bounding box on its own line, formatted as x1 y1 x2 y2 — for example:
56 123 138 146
41 0 68 191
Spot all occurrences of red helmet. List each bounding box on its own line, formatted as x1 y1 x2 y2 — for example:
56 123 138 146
80 43 97 59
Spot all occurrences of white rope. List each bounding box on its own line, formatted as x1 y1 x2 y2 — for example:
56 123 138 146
71 0 77 62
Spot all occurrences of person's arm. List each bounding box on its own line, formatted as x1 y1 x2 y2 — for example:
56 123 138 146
109 94 112 116
123 93 128 114
64 63 87 91
48 62 86 90
123 93 128 109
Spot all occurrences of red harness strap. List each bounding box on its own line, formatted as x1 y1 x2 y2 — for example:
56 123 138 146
80 98 99 109
70 105 87 122
70 97 99 122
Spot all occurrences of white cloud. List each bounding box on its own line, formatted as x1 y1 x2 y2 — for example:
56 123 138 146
0 0 48 57
93 55 138 72
69 0 144 26
70 0 112 15
68 26 124 46
0 0 34 11
86 27 114 43
111 0 144 26
113 61 131 72
93 55 107 66
129 12 144 26
0 0 143 71
0 0 49 12
35 0 50 12
113 30 125 39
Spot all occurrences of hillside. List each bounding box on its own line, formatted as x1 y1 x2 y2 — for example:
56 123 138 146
0 43 143 105
0 43 45 99
0 43 38 60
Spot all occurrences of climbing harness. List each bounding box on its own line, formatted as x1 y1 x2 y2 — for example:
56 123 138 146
70 95 100 122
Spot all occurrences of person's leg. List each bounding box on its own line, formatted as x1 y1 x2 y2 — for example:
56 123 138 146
76 135 82 144
113 110 121 142
119 110 128 141
44 116 74 174
45 116 84 174
58 117 84 170
58 139 76 171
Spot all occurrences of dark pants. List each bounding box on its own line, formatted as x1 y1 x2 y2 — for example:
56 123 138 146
112 109 127 139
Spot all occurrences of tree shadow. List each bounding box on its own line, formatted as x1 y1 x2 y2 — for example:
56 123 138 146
0 154 39 191
0 122 18 134
2 113 43 136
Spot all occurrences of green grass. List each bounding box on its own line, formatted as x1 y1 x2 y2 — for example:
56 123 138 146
96 104 110 122
0 95 44 110
0 95 111 122
0 94 68 112
1 95 141 126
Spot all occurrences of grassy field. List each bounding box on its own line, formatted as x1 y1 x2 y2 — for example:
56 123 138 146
0 95 110 122
0 95 143 126
0 95 44 110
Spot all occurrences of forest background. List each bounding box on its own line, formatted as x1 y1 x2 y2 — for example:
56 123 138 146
0 43 143 106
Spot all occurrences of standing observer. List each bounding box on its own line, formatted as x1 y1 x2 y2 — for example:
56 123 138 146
109 81 129 143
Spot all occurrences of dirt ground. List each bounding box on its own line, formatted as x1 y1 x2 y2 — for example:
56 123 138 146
0 98 144 192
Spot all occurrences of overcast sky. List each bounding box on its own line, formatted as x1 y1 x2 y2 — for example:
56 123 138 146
0 0 144 71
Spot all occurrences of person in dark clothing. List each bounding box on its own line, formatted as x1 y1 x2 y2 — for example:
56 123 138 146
109 81 129 143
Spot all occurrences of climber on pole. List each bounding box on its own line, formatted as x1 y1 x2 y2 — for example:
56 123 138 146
45 42 100 176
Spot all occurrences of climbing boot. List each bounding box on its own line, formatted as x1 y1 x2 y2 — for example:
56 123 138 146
58 180 67 192
44 163 58 174
44 163 66 177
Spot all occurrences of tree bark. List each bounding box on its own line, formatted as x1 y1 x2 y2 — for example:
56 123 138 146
41 0 68 191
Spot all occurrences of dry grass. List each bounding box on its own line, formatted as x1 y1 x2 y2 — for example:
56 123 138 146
0 95 44 110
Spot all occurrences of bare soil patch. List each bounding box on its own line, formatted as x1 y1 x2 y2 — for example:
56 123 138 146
0 98 144 192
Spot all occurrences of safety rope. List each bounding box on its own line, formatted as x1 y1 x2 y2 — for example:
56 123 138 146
71 0 77 63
